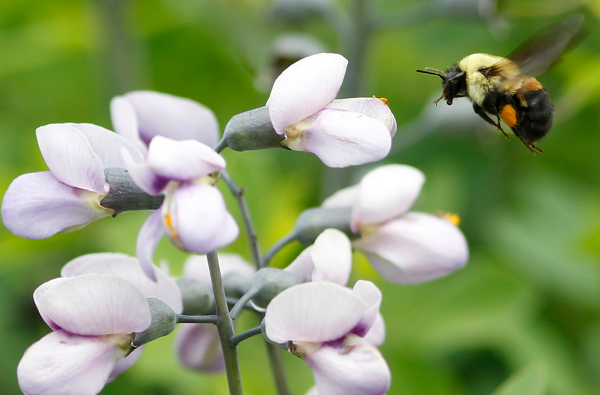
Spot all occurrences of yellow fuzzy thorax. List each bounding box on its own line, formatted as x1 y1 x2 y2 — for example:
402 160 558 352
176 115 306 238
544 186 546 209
457 53 516 106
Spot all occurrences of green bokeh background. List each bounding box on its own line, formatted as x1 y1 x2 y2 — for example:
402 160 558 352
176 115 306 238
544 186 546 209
1 0 600 394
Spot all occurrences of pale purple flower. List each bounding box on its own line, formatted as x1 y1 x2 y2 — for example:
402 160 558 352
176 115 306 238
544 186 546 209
175 254 255 371
123 136 239 280
264 281 390 395
17 253 182 395
266 53 396 168
1 123 143 239
110 90 219 154
323 164 469 284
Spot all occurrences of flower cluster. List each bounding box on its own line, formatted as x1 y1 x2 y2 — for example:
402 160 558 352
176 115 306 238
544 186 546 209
2 52 470 395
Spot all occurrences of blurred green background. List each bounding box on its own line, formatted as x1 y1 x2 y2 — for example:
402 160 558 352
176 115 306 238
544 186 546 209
1 0 600 394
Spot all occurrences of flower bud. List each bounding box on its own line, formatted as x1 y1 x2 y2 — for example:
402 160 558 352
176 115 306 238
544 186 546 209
176 278 214 315
294 206 359 246
100 167 164 215
249 268 305 308
223 271 252 299
221 107 286 152
132 298 177 347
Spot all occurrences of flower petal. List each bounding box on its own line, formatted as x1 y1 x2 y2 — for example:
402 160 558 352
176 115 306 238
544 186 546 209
362 313 385 347
34 274 151 335
351 165 425 231
108 345 144 381
175 323 225 372
69 123 144 169
351 280 382 338
167 184 239 254
284 247 315 281
303 335 390 395
327 98 397 137
36 124 106 193
17 330 123 395
110 96 148 155
147 136 226 181
285 108 391 168
264 282 367 344
310 229 352 285
61 252 182 314
267 53 347 134
353 212 469 284
321 184 360 208
136 210 165 281
183 253 255 290
122 148 170 196
1 172 112 239
121 91 219 148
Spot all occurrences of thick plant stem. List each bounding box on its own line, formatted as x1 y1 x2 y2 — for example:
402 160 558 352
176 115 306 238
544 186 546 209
264 340 291 395
221 171 264 270
207 252 243 395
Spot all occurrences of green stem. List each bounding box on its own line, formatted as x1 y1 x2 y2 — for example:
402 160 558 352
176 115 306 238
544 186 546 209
175 314 219 324
231 326 263 346
207 252 243 395
262 231 298 267
220 170 264 270
264 340 291 395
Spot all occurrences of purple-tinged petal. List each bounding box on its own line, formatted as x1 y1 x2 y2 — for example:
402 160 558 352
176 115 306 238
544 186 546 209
17 330 125 395
175 323 225 372
108 345 144 382
36 124 106 193
183 253 255 290
267 53 348 135
1 172 113 239
110 96 148 155
285 108 391 168
303 335 390 395
69 123 144 168
61 253 182 314
351 165 424 232
34 274 151 335
284 247 315 281
136 210 165 282
353 212 469 284
166 184 239 254
321 184 360 208
121 91 219 148
351 281 382 338
362 313 385 347
305 387 319 395
122 148 170 196
310 229 351 285
146 136 225 181
327 98 397 137
264 282 367 344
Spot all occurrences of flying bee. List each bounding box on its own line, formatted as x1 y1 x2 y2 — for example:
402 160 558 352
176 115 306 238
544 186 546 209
417 15 584 154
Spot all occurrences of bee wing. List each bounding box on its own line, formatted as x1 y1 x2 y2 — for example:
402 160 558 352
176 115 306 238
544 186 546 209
507 14 584 76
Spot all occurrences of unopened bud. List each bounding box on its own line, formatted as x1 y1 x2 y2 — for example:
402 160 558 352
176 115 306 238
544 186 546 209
132 298 177 347
294 206 359 246
223 272 252 299
250 268 305 308
177 278 214 315
221 107 286 152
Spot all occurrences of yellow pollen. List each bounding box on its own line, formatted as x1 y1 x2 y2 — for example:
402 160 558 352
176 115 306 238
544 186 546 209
439 212 461 226
373 95 389 105
164 213 178 238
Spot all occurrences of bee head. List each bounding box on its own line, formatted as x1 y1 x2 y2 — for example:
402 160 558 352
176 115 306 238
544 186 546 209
417 66 466 105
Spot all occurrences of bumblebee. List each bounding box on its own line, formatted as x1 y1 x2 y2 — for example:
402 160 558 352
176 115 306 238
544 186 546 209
417 15 584 154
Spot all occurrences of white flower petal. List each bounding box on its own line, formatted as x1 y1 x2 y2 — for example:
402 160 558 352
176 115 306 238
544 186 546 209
327 97 397 137
264 282 367 344
285 108 391 168
321 184 360 208
175 323 225 372
34 274 151 335
110 96 148 155
310 229 352 285
18 330 124 395
351 164 425 231
267 53 347 134
36 124 107 193
354 213 469 284
303 335 390 395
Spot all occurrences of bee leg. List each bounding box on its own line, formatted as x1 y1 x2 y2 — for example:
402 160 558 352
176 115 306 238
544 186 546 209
519 137 544 155
472 103 508 138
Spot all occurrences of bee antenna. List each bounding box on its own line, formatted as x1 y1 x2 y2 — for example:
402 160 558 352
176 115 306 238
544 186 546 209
416 69 446 81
